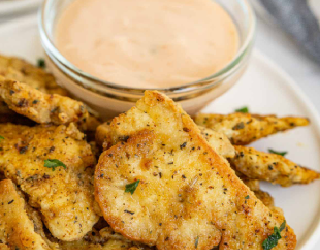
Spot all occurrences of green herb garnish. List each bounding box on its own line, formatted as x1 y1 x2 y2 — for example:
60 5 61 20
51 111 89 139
245 195 250 199
195 236 199 249
44 159 66 171
235 106 249 113
125 180 140 195
0 135 4 141
262 221 286 250
268 149 287 157
37 58 46 69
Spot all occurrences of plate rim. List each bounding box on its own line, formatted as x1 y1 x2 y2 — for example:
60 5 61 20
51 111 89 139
0 14 320 249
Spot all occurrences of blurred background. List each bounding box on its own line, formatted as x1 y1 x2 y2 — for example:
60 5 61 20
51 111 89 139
0 0 319 110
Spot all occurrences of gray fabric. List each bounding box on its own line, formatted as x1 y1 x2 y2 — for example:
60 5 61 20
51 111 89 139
258 0 320 65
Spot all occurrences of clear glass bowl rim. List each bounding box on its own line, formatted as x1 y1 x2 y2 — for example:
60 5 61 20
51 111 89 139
38 0 256 93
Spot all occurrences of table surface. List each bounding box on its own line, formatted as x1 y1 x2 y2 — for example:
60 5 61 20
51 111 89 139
0 10 320 249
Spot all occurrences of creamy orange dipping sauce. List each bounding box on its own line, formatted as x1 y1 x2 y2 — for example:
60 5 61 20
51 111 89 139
56 0 238 88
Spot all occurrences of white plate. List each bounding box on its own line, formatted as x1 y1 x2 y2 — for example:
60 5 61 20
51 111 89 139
1 15 320 250
0 0 42 17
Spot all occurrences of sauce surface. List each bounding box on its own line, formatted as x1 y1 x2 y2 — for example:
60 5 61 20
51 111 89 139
56 0 238 88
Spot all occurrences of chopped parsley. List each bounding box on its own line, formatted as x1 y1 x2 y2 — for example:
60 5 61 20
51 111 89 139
44 159 66 171
125 180 140 195
268 149 287 157
37 58 46 68
262 221 286 250
235 106 249 113
245 195 250 199
195 236 199 249
0 135 4 141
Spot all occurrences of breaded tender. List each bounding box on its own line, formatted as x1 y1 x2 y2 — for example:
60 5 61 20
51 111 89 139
0 54 67 96
58 226 152 250
241 178 276 208
96 123 234 158
194 112 310 145
198 126 235 158
230 146 320 187
254 190 275 209
242 178 260 192
0 179 55 250
0 77 89 127
95 91 296 250
0 123 99 241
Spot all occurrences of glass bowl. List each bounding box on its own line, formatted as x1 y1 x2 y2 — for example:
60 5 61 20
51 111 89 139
39 0 256 120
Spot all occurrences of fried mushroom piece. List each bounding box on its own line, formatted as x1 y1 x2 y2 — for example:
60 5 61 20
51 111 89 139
229 146 320 187
95 91 296 250
0 179 57 250
194 113 310 145
0 123 99 241
96 123 235 159
0 77 90 127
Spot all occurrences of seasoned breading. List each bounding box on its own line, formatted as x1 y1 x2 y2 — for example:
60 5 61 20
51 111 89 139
96 123 234 158
242 178 260 192
58 226 152 250
198 126 235 158
0 54 67 96
0 77 90 127
95 91 296 250
194 112 310 145
230 145 320 187
254 190 275 208
0 123 99 241
0 179 54 250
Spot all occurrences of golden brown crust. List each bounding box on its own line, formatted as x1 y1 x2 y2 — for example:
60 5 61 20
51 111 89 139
0 179 53 250
0 54 67 96
0 77 89 126
58 226 153 250
194 112 310 145
96 122 234 159
0 123 99 241
230 146 320 187
95 91 296 250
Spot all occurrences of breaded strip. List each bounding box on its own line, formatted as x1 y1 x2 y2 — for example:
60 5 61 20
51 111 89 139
96 123 234 158
198 126 235 158
194 112 309 145
58 226 152 250
0 77 89 126
0 179 54 250
95 91 296 250
0 123 99 241
230 146 320 187
0 54 67 96
241 179 276 208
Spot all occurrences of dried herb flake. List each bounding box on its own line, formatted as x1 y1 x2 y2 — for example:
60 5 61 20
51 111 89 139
44 159 66 171
268 149 287 157
125 180 140 195
235 106 249 113
262 221 286 250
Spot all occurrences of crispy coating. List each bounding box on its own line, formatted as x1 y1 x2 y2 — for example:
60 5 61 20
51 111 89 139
0 123 99 241
230 146 320 187
241 179 276 209
58 226 152 250
254 190 275 209
194 112 310 145
0 77 90 126
96 123 234 159
0 179 53 250
0 54 67 96
95 91 296 250
198 126 235 158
